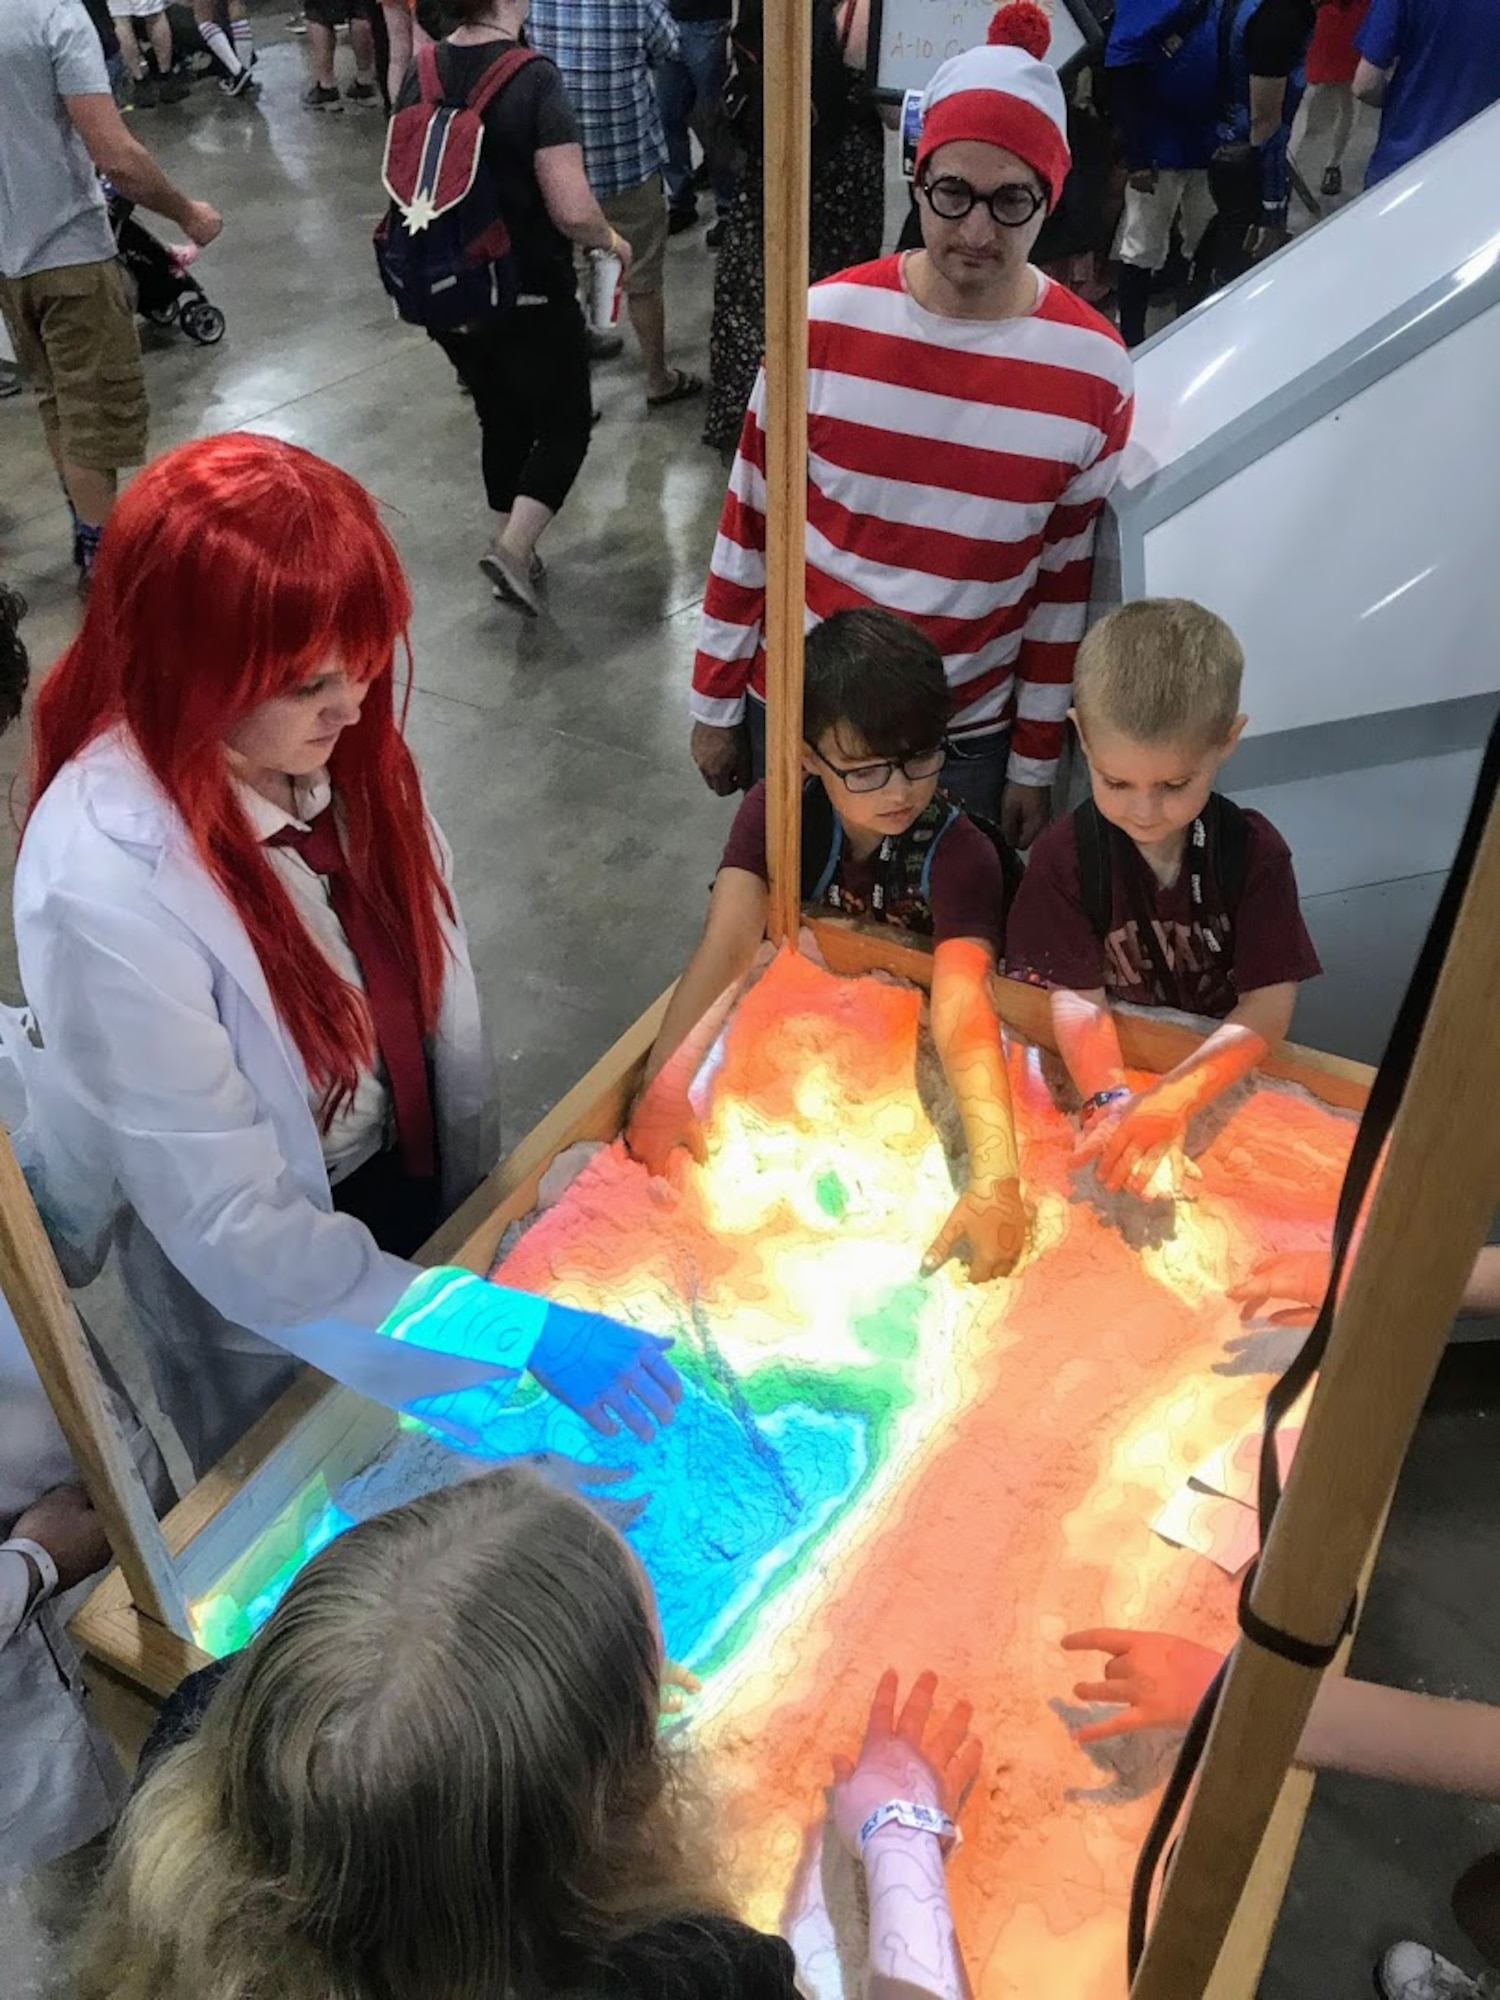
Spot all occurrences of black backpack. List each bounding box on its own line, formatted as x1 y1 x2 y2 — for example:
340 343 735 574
1074 791 1251 937
724 0 864 155
800 781 1023 929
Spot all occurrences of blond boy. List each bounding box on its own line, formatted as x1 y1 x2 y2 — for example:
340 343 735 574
1005 598 1321 1198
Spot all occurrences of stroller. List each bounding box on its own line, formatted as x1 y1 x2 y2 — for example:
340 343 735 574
109 192 225 346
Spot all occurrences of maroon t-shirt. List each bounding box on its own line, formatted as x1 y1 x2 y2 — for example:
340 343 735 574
720 781 1007 954
1005 803 1321 1017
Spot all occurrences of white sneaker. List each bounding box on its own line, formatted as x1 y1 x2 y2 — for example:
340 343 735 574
1377 1942 1500 2000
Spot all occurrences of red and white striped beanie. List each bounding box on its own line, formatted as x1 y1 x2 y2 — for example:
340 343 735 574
915 1 1071 212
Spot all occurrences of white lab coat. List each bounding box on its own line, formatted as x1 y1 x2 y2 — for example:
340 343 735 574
0 1300 129 1879
13 729 513 1475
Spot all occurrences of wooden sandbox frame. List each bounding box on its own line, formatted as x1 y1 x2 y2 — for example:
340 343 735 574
3 2 1497 1992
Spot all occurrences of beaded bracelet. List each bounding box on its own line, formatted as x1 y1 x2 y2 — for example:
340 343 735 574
857 1799 960 1856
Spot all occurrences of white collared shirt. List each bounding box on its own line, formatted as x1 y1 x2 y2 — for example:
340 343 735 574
237 772 393 1186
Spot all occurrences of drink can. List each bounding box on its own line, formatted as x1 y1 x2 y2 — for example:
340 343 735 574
588 248 623 330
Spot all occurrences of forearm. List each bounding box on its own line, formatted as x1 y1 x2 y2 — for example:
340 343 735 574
1146 984 1294 1119
692 421 770 723
863 1828 971 2000
97 134 195 229
1050 988 1127 1102
1298 1678 1500 1799
932 951 1017 1183
644 930 760 1088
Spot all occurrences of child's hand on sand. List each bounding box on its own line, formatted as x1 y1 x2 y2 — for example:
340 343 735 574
1228 1250 1332 1324
922 1176 1026 1283
830 1669 982 1860
1073 1088 1198 1200
624 1072 707 1181
1062 1629 1224 1743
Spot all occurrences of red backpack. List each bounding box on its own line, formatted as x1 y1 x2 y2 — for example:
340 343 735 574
374 42 537 330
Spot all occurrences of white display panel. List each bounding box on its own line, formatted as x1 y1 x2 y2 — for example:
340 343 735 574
871 0 1089 99
1140 307 1500 739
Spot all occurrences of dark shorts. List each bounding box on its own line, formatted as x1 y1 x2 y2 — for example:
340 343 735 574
304 0 377 26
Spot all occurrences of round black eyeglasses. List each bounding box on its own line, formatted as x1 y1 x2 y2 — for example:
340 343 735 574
919 173 1046 228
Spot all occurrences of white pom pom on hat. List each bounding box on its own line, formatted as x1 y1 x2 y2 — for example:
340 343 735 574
916 1 1071 211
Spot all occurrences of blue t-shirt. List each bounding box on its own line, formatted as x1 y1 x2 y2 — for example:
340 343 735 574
1358 0 1500 185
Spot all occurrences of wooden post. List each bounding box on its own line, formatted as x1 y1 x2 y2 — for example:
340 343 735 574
0 1127 191 1637
761 0 813 943
1131 788 1500 1997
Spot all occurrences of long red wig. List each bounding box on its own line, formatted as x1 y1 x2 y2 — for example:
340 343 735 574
28 433 454 1124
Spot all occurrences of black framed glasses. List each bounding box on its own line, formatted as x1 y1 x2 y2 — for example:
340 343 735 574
809 742 947 795
919 173 1046 229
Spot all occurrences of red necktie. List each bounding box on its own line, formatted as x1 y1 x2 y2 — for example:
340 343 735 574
270 813 437 1181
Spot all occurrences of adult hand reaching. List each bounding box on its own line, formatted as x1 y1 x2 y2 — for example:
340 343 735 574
1062 1629 1224 1744
922 1176 1027 1283
527 1304 683 1443
1000 779 1051 852
830 1669 983 1860
1228 1250 1332 1324
691 721 747 796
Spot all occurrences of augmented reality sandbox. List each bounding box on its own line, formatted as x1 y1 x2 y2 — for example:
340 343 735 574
179 949 1353 1997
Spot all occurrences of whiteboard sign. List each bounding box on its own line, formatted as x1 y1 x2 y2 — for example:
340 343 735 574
869 0 1099 101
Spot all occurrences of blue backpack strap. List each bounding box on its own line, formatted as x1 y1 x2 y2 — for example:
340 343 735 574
800 779 843 904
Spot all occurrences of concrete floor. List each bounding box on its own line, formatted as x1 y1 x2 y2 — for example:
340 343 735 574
2 27 1497 1997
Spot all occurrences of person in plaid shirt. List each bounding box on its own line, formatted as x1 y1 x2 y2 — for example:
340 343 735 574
527 0 703 407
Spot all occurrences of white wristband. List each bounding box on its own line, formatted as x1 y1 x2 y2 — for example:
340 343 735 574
0 1537 59 1610
858 1799 959 1856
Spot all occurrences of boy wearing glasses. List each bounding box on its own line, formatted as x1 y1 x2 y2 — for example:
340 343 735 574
1006 599 1321 1202
690 1 1132 855
633 609 1028 1283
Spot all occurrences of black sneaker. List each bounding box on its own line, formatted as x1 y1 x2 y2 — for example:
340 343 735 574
587 327 624 363
345 79 379 106
705 220 725 250
221 64 256 97
668 205 699 236
303 82 342 110
159 70 190 103
133 73 160 108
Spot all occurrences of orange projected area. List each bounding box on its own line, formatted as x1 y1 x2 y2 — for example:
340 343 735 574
488 949 1355 1997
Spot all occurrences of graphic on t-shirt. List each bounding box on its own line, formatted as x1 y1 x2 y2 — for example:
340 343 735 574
188 949 1354 1997
1104 910 1233 1015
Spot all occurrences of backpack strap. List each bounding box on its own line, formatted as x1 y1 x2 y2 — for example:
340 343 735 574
801 780 842 903
415 38 444 103
1204 792 1251 913
959 805 1025 918
915 804 961 903
466 43 538 117
1075 798 1113 940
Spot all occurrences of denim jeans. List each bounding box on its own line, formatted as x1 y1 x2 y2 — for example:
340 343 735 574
657 17 736 217
745 698 1011 821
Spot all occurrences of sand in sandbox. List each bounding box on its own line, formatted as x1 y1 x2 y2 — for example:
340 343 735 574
480 950 1354 1998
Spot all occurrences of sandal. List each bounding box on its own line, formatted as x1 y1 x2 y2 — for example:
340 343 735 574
646 368 704 410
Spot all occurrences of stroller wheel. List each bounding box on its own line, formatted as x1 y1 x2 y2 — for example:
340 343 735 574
180 300 226 345
143 303 179 327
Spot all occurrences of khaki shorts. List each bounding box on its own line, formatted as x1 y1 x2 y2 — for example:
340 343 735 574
0 259 148 472
601 174 669 297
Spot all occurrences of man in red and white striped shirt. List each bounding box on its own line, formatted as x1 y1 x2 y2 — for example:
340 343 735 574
690 1 1134 849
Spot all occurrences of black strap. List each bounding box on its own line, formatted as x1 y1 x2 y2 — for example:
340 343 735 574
1128 709 1500 1977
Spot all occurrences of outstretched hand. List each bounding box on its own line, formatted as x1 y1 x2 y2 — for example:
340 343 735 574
624 1069 707 1181
1228 1250 1332 1325
528 1304 683 1443
1073 1089 1199 1199
829 1669 983 1860
1061 1629 1224 1744
922 1176 1027 1283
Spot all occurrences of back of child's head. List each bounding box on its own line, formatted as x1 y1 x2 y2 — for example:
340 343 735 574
0 584 30 733
79 1469 723 2000
1074 599 1244 749
804 609 952 759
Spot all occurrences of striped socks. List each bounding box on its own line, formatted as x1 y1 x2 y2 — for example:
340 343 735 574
231 15 255 65
198 19 244 78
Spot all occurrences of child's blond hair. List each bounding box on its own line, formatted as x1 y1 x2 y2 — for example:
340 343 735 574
1074 598 1244 748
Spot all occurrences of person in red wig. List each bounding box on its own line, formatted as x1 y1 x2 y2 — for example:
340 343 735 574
13 433 681 1478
